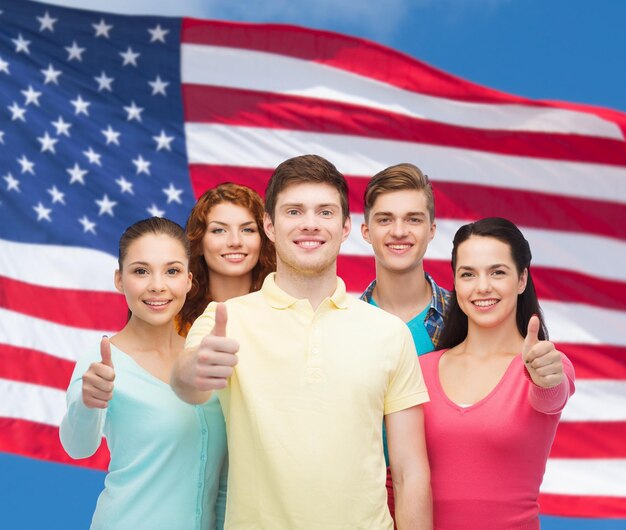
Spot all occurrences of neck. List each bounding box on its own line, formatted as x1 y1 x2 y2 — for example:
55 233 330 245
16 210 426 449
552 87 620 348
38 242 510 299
274 263 338 311
372 263 431 322
461 319 524 357
115 317 183 357
208 271 253 302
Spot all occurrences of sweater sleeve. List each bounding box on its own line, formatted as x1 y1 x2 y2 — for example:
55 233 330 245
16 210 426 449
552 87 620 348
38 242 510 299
526 354 576 414
214 454 229 529
59 350 108 459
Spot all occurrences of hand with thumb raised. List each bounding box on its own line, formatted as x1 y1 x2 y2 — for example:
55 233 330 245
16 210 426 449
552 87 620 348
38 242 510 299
522 315 563 388
180 303 239 394
82 336 116 408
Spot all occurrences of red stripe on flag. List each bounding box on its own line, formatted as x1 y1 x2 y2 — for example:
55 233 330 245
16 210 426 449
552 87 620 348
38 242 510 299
557 344 626 379
0 344 74 390
538 492 626 518
551 422 626 458
0 275 127 331
0 418 109 471
189 164 626 241
183 84 626 167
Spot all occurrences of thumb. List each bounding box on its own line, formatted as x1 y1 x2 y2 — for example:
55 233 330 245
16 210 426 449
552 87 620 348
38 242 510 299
210 303 228 337
523 315 540 359
100 335 113 367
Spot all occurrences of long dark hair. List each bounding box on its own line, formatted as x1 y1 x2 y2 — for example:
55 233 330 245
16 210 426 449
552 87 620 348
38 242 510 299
439 217 547 349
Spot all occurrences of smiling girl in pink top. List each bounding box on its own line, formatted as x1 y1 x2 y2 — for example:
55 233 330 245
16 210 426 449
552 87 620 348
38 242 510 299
420 217 575 530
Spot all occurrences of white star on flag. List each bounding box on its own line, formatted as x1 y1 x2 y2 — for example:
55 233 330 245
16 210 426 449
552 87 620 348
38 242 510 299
123 101 143 122
147 203 165 217
21 85 42 106
92 19 113 38
153 130 174 151
17 155 35 174
8 102 26 121
148 24 169 43
148 75 169 96
67 163 87 185
83 147 102 166
12 34 31 54
162 183 183 204
65 41 86 62
116 176 134 194
94 71 114 92
33 202 52 222
78 215 96 234
96 194 117 216
101 125 120 145
47 185 66 204
41 64 61 84
132 154 151 175
37 11 57 32
0 130 5 144
51 117 72 136
120 47 140 66
0 56 9 74
4 173 20 192
37 132 58 153
70 94 90 116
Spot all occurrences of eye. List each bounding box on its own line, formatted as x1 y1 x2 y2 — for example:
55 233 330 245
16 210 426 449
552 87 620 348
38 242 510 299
458 271 473 278
377 217 391 225
286 209 300 216
166 268 181 275
320 210 333 217
210 228 226 234
492 269 506 276
133 267 148 275
242 226 257 233
408 217 422 224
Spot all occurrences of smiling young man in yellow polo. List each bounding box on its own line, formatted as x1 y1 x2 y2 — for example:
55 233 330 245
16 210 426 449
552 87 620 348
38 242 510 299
172 155 432 529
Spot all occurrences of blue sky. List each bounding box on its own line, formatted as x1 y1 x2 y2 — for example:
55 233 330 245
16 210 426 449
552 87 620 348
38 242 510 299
42 0 626 113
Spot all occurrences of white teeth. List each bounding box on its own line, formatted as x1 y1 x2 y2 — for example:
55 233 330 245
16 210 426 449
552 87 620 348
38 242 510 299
473 300 497 307
298 241 321 248
145 300 169 306
223 253 246 259
388 244 411 250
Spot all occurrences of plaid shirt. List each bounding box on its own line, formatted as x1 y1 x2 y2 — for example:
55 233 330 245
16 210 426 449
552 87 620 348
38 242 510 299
360 272 451 350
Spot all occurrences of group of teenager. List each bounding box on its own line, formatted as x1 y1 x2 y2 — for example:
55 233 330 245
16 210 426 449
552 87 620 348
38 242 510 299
60 155 575 530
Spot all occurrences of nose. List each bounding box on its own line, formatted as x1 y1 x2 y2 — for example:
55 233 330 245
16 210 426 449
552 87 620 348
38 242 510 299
227 230 242 248
390 218 407 238
299 210 320 231
476 273 491 293
148 274 166 292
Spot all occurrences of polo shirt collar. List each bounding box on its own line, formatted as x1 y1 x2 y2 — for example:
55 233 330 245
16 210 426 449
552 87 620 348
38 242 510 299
262 273 349 310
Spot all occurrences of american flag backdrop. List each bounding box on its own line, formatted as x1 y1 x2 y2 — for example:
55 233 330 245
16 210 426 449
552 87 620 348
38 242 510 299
1 0 625 525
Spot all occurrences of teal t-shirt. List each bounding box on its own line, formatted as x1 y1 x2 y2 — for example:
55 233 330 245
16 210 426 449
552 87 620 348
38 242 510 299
368 298 435 465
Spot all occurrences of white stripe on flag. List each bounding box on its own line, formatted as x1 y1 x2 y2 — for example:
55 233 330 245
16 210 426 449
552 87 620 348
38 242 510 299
181 44 624 140
561 380 626 422
541 458 626 496
0 378 66 427
185 124 626 203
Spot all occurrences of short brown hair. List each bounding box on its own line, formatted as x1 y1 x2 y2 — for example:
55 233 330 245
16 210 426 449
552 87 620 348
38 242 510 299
264 154 350 222
363 163 434 222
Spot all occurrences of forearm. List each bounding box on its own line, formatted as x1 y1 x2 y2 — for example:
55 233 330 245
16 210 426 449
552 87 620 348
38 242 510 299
528 356 575 414
393 471 433 530
59 388 105 459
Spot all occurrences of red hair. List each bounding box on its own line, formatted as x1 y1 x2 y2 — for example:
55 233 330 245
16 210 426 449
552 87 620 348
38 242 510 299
177 183 275 335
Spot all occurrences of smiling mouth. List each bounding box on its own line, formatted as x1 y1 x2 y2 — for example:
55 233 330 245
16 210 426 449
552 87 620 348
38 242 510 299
387 243 413 251
472 299 498 308
222 253 247 260
144 300 171 307
296 240 323 249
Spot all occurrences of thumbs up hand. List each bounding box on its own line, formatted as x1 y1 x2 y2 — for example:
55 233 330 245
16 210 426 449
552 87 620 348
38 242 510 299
82 336 116 408
179 303 239 393
522 315 563 388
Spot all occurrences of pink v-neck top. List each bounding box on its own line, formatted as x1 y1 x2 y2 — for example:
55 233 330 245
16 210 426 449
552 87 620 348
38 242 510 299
420 349 575 530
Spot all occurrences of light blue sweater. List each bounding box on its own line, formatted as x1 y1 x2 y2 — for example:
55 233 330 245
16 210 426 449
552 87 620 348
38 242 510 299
60 344 227 530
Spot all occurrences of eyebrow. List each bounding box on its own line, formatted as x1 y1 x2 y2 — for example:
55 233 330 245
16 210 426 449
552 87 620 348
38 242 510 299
373 211 427 217
282 202 340 209
128 260 186 266
207 220 256 226
457 263 512 271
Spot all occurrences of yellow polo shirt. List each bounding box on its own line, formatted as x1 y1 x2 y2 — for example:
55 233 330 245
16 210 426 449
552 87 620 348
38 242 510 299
186 274 429 529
